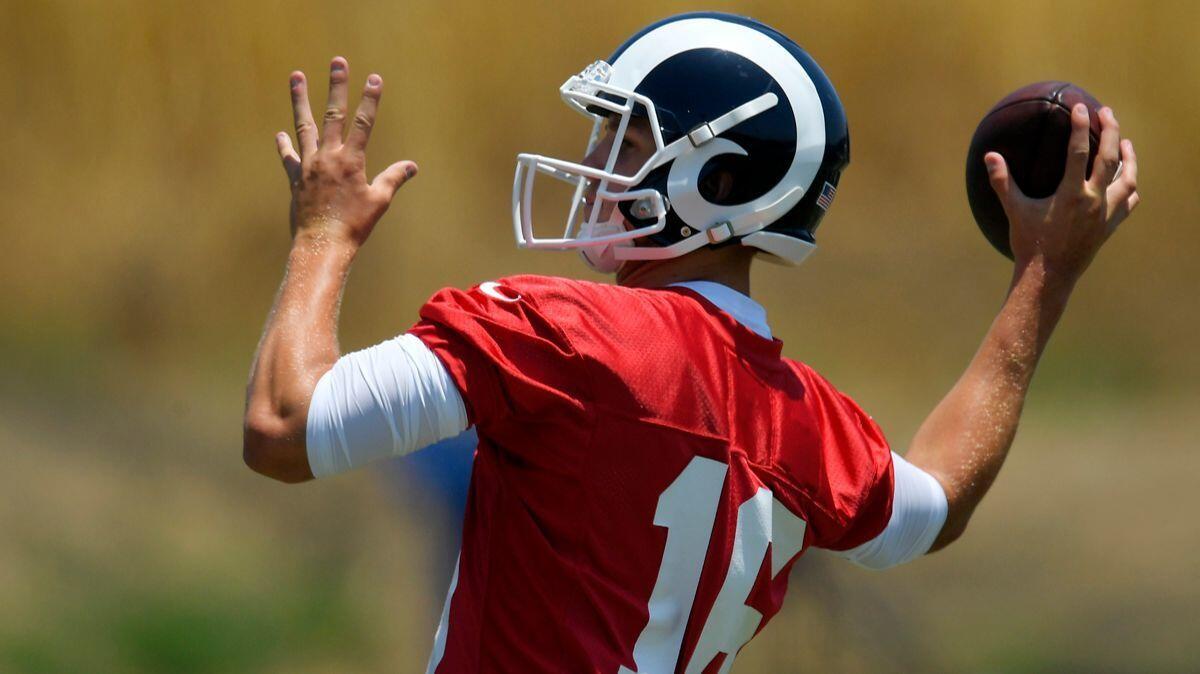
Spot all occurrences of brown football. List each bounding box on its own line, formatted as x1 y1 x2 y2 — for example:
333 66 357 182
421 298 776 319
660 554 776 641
965 81 1103 259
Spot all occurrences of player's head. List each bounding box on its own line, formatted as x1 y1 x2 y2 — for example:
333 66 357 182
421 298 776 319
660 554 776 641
512 11 850 274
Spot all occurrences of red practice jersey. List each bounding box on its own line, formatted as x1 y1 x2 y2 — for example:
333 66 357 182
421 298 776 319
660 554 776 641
409 275 894 673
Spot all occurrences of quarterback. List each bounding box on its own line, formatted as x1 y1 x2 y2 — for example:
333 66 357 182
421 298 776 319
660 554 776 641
243 13 1139 673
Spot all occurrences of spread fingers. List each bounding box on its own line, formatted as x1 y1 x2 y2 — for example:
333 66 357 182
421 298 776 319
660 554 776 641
321 57 350 148
345 74 383 154
290 72 318 157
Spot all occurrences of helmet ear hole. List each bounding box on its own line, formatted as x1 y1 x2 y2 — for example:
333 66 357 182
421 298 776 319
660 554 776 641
698 167 735 203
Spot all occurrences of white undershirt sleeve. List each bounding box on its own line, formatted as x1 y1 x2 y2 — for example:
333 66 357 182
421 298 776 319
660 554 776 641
832 452 949 570
305 333 469 479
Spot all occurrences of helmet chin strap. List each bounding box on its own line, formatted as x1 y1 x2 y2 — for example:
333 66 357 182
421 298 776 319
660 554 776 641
615 184 806 262
578 211 630 273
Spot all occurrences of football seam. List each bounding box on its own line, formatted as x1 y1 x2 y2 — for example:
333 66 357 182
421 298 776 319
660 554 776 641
983 83 1100 143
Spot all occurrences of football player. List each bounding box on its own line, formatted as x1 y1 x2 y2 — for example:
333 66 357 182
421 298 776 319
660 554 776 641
243 12 1139 673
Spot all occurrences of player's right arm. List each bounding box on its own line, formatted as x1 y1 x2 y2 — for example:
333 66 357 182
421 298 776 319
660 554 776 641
905 103 1140 550
242 57 418 482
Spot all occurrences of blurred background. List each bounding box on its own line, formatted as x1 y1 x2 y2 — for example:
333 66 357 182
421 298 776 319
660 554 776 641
1 0 1197 671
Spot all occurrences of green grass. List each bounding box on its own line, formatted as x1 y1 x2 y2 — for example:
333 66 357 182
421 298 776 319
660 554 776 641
1 564 371 674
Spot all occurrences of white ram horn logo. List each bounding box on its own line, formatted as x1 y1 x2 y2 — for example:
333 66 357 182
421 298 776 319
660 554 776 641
665 137 749 229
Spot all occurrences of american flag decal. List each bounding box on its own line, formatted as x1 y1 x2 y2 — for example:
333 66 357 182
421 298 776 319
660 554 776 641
816 181 837 210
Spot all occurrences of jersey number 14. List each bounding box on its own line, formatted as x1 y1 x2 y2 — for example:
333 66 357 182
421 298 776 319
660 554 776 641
620 456 808 674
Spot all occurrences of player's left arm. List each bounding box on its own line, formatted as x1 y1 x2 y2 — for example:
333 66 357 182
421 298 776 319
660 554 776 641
906 105 1139 550
831 107 1138 568
243 57 417 483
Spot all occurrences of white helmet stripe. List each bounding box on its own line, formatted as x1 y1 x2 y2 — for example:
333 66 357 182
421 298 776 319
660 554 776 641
610 17 827 234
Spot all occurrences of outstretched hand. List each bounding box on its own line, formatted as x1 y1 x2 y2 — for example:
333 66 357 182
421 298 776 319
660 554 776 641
984 103 1140 281
275 57 417 247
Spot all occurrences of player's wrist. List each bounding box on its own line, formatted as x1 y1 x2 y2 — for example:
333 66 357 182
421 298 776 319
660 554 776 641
1011 254 1078 300
290 227 361 259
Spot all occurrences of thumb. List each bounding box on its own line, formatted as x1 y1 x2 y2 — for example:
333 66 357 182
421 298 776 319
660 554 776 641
985 152 1014 197
372 160 419 201
984 151 1024 215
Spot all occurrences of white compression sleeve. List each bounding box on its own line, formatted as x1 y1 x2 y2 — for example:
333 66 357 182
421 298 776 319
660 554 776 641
305 333 469 479
834 452 949 570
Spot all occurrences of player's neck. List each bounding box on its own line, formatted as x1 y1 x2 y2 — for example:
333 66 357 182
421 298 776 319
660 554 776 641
615 247 754 296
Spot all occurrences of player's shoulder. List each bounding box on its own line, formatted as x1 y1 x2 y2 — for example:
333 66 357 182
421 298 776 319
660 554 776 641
479 274 599 304
419 274 744 361
487 274 652 301
418 274 651 334
469 274 688 318
771 358 894 540
419 274 576 311
781 358 890 466
779 358 862 412
779 357 824 388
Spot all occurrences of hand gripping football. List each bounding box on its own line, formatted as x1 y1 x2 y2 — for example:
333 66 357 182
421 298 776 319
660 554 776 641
965 81 1103 259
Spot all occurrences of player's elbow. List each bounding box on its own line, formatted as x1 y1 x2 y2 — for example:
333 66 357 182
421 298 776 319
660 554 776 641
897 465 966 553
928 517 968 552
242 411 314 484
927 497 973 552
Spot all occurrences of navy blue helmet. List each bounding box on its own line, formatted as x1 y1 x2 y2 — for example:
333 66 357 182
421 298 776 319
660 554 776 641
513 12 849 272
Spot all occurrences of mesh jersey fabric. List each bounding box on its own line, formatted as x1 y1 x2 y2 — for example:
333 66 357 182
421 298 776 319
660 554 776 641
408 274 894 673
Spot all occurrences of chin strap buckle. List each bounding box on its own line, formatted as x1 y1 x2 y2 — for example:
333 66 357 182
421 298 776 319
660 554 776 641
705 222 735 244
687 123 716 147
